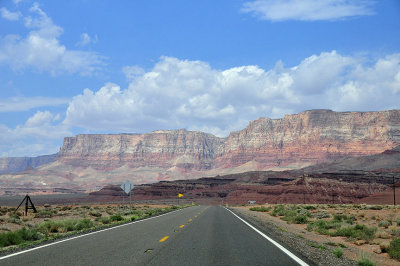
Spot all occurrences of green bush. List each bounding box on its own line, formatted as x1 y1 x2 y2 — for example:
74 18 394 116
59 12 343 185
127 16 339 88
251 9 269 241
333 247 343 258
378 220 392 228
249 206 271 212
110 214 123 222
367 205 383 210
294 215 308 224
34 209 55 218
75 219 93 230
388 237 400 260
95 217 110 224
333 224 376 240
0 227 42 247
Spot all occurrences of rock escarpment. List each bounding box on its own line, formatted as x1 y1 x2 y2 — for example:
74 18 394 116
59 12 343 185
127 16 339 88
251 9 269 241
57 130 225 171
57 109 400 172
2 109 400 194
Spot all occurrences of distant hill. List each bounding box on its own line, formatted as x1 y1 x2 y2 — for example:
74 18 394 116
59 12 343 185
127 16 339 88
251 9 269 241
0 154 57 174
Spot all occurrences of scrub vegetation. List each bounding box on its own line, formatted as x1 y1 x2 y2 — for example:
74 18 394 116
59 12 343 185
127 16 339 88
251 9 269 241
249 204 400 262
0 204 187 251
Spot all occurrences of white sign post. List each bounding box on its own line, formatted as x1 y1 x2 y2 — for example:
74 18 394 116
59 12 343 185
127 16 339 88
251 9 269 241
121 181 134 214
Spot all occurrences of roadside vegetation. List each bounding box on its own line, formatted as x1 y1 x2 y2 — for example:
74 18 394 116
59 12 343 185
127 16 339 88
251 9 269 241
0 204 187 251
249 204 400 263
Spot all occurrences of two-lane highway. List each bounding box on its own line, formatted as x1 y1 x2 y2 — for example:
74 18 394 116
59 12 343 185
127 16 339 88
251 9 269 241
0 206 309 265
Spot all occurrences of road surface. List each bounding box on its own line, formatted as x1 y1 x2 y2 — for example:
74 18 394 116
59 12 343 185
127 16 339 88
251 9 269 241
0 206 309 265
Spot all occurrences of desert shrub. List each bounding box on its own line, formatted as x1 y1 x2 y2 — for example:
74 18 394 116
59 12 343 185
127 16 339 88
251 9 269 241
357 257 376 266
0 227 42 247
367 205 383 210
388 237 400 260
249 206 271 212
130 215 140 221
379 220 392 228
333 214 356 224
271 205 286 216
270 205 310 224
333 247 343 258
110 214 123 222
392 228 400 237
75 219 93 230
60 206 72 211
294 215 308 224
309 243 326 250
303 205 317 210
7 217 23 225
34 209 55 218
145 208 166 216
97 217 111 224
314 212 331 219
89 211 102 217
333 224 376 240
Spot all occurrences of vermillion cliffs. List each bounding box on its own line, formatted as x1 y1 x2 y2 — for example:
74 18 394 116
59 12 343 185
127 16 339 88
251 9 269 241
1 109 400 194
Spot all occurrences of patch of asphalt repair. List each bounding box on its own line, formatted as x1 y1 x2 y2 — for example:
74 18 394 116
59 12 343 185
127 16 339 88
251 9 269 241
229 207 357 266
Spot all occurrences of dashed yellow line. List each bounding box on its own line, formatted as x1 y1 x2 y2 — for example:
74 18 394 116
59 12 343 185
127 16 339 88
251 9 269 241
179 225 185 228
159 236 169 242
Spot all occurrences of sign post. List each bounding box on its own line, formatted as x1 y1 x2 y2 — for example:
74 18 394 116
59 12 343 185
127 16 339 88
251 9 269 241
121 181 134 214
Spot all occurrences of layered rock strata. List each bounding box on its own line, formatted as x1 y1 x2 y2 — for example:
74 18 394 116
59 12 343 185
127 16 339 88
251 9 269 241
57 109 400 172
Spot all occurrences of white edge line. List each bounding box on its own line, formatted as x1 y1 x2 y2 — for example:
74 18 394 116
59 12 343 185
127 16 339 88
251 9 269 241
0 207 187 260
224 207 309 266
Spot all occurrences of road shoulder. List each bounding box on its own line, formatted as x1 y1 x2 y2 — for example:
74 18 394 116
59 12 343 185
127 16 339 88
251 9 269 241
230 207 357 266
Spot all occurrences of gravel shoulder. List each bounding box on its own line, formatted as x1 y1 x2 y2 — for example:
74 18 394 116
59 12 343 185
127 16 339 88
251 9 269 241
230 207 360 266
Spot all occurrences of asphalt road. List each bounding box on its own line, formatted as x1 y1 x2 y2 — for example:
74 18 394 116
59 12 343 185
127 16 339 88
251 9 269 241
0 206 308 265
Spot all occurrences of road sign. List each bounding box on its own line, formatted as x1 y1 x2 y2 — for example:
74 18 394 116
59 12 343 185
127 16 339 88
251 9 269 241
178 193 183 198
121 181 133 194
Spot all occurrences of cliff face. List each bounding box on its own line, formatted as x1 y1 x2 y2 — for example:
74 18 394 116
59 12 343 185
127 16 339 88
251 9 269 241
218 109 400 168
3 109 400 195
57 109 400 172
57 129 225 171
0 154 57 174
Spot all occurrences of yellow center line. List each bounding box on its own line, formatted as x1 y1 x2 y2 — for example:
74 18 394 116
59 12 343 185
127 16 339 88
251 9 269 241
159 236 169 242
179 225 185 228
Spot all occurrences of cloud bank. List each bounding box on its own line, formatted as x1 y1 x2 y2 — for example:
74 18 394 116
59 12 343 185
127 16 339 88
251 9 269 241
64 52 400 137
0 3 103 75
242 0 375 21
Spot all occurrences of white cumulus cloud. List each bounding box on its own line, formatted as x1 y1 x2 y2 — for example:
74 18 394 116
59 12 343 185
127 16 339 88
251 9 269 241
0 110 72 157
0 3 104 75
0 7 21 21
242 0 375 21
76 33 98 47
63 52 400 137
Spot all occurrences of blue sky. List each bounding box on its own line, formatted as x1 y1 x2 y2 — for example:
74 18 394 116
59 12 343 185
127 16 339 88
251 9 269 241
1 0 400 157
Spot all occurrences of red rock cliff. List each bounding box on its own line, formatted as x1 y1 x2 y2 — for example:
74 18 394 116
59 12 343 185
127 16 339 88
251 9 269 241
57 110 400 172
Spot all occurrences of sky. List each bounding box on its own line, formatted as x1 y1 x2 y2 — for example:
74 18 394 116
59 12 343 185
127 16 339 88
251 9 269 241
0 0 400 157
